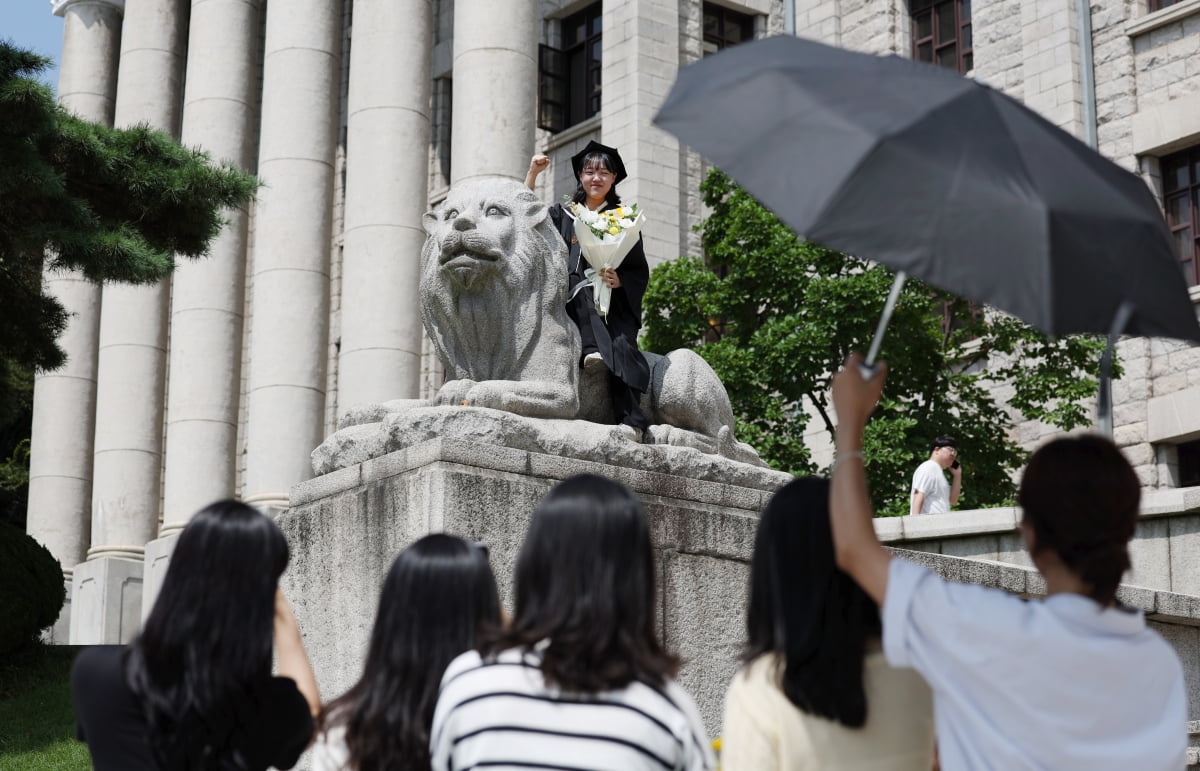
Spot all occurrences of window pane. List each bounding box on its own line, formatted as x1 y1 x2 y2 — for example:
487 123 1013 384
962 23 972 50
1179 440 1200 487
961 0 972 23
937 45 958 69
1183 259 1195 284
1166 195 1191 227
1162 155 1189 192
963 51 973 72
937 2 957 42
591 40 601 62
916 13 933 39
568 20 585 45
728 21 745 43
704 11 719 35
912 0 935 11
591 13 602 36
1192 153 1200 187
1174 227 1193 258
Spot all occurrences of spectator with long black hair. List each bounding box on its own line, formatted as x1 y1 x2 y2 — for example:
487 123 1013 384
72 500 320 771
829 354 1186 769
722 477 934 770
310 534 500 771
431 474 714 770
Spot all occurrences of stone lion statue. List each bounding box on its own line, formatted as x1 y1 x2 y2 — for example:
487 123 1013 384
415 178 762 465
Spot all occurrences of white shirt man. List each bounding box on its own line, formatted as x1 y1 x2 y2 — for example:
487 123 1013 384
910 436 962 515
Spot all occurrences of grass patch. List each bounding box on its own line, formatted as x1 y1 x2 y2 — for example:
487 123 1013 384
0 644 89 771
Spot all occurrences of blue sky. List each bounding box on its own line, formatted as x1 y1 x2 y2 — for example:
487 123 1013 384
3 2 65 93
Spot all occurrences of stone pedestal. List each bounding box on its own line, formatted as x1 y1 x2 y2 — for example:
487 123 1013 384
44 578 73 645
278 437 788 732
69 557 143 645
141 532 179 621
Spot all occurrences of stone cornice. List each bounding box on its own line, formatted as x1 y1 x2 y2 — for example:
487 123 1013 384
51 0 125 18
1125 0 1200 38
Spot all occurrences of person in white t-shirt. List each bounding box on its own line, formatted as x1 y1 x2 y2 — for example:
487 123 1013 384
910 435 961 515
828 353 1187 771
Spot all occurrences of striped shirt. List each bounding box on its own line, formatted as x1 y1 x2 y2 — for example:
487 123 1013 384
430 647 715 771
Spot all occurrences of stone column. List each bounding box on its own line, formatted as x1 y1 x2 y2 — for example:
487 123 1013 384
28 0 124 644
600 0 680 269
71 0 188 645
336 0 433 415
242 0 341 509
449 0 537 184
147 0 264 615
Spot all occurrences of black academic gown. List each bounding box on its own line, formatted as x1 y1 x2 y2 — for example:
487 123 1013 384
549 203 651 431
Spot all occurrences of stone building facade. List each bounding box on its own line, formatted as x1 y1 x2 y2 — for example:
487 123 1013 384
29 0 1200 644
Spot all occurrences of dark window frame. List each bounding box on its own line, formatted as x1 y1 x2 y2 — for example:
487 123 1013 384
537 3 602 133
1162 146 1200 287
910 0 973 74
702 3 756 57
1178 439 1200 488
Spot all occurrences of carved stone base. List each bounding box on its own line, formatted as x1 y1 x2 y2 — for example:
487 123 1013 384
69 556 143 644
314 404 770 478
281 435 790 733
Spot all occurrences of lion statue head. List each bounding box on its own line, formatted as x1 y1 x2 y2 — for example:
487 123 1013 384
420 179 580 384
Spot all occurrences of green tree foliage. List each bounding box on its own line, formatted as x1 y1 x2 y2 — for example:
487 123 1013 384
644 169 1109 516
0 43 258 528
1 43 257 374
0 520 66 653
0 361 33 528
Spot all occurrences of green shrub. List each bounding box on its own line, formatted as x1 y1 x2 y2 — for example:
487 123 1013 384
0 522 65 654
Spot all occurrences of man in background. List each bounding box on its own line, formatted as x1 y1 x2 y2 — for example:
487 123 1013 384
910 435 962 515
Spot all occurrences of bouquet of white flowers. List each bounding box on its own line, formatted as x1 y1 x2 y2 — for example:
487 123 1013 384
565 201 645 319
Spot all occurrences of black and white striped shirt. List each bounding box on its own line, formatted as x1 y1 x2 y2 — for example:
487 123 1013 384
430 647 715 771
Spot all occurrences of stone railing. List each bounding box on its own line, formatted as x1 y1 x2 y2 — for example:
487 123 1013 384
876 487 1200 595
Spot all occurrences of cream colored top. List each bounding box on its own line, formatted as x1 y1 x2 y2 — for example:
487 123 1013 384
721 651 934 771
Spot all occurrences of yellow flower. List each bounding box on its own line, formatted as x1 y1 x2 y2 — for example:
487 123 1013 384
608 226 620 235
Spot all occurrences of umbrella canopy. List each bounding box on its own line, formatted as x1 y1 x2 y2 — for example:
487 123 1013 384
654 35 1200 343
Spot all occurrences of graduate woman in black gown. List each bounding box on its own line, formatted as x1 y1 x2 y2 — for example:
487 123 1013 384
525 141 651 437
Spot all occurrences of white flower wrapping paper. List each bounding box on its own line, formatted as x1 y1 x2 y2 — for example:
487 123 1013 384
567 206 645 318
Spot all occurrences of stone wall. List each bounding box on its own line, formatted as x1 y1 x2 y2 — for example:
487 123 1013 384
278 438 786 734
874 486 1200 595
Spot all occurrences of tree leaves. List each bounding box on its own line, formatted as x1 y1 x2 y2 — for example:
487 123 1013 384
644 169 1109 516
0 42 258 378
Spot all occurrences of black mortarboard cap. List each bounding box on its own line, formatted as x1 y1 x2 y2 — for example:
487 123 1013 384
570 140 627 185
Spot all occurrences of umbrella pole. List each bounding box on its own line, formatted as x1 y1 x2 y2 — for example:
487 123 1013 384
1097 300 1135 438
860 271 908 378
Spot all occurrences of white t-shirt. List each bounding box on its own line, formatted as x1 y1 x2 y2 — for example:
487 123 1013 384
883 557 1187 770
309 725 349 771
431 647 715 771
911 459 950 514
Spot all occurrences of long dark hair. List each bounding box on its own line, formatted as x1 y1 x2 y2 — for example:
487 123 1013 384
125 500 290 770
744 477 881 728
1018 434 1139 606
571 151 623 209
485 474 678 692
322 534 500 771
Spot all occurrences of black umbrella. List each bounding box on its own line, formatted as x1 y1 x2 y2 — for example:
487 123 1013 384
654 35 1200 432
